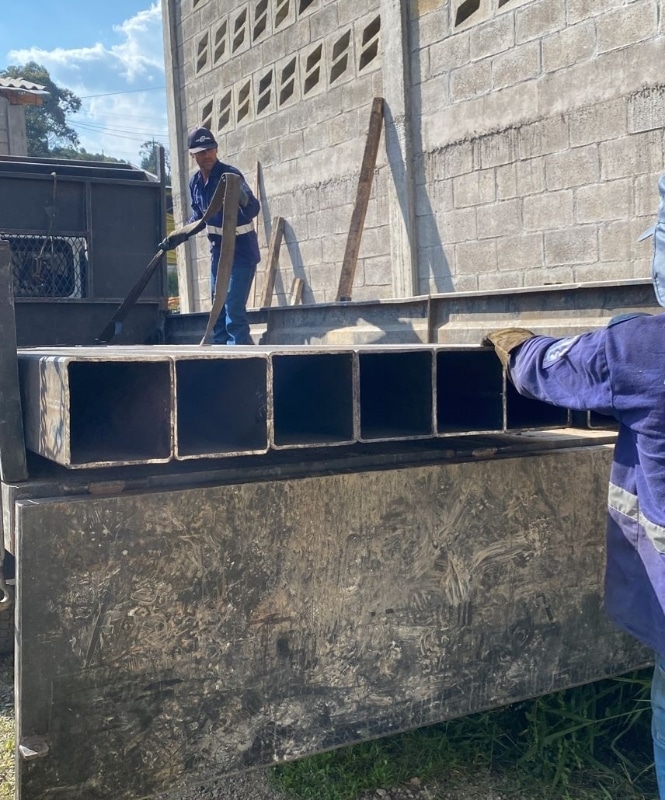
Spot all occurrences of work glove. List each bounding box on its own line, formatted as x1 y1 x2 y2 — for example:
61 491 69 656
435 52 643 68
482 328 536 369
159 230 190 251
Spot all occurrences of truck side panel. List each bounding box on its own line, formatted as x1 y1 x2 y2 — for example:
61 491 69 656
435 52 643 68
16 446 650 799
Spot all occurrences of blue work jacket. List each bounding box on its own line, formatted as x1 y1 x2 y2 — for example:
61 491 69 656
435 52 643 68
188 160 261 271
509 313 665 658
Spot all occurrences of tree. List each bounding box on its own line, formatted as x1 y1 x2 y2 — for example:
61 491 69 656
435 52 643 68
139 139 171 183
0 62 81 156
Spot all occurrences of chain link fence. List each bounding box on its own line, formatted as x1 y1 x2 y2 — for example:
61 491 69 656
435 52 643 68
1 234 88 298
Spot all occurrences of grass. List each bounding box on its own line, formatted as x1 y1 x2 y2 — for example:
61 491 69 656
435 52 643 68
0 656 13 800
270 670 658 800
0 659 656 800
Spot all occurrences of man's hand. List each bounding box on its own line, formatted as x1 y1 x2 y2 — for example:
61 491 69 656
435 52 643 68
159 230 189 251
482 328 536 369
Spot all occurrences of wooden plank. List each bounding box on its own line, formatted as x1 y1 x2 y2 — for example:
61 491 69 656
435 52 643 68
336 97 385 302
259 215 285 308
16 446 650 799
200 173 241 345
248 161 265 309
289 277 304 306
0 241 28 482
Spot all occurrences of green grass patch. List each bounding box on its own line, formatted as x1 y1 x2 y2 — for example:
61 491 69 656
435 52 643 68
270 670 657 800
0 655 14 800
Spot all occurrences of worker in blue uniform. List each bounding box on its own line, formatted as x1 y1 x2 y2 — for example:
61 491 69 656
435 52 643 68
483 172 665 799
163 126 261 345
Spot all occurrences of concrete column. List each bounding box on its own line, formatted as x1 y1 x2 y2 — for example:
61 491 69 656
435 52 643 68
163 0 195 312
8 105 28 156
380 0 418 298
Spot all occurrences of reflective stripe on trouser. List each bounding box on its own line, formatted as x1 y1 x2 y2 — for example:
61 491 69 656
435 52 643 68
652 652 665 799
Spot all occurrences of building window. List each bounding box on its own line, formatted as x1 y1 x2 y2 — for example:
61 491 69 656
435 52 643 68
254 0 269 41
279 57 297 106
201 99 214 131
275 0 290 28
298 0 315 12
257 69 273 114
218 91 233 130
454 0 480 27
213 20 228 65
359 16 380 72
237 81 252 123
196 32 209 74
233 9 248 53
303 44 322 95
330 31 351 84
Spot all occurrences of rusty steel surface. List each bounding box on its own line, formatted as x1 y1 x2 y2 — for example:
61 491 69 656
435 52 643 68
15 443 650 800
16 344 581 468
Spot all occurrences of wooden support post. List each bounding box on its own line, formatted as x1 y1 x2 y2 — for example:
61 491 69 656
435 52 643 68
289 277 304 306
259 216 285 308
0 241 28 482
335 97 385 302
200 174 241 345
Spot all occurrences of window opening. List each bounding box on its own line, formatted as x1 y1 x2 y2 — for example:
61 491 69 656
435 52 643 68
279 58 297 105
359 16 380 71
455 0 480 26
233 9 247 52
304 44 322 95
196 32 209 74
218 91 232 130
214 21 228 64
330 31 351 84
237 81 251 122
275 0 290 28
257 70 273 114
254 0 269 40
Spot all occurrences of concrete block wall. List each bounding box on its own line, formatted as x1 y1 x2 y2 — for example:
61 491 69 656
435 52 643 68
412 0 664 293
168 0 385 308
164 0 665 309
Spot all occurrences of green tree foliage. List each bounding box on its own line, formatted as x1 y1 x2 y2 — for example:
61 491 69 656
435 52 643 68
0 62 81 156
139 139 171 183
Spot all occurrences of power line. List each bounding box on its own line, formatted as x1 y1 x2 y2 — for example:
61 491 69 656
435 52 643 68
79 86 166 99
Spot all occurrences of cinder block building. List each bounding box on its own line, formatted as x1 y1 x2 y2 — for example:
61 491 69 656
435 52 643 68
162 0 665 313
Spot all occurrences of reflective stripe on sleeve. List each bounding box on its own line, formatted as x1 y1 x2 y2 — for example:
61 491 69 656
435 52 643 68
206 222 254 236
608 481 665 553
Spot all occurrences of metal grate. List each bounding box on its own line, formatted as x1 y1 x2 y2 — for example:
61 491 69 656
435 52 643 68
1 234 88 298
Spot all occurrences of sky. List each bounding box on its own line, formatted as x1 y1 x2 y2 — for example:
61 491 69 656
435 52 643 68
0 1 168 167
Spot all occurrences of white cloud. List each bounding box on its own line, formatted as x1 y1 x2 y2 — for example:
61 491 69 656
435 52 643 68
7 3 167 166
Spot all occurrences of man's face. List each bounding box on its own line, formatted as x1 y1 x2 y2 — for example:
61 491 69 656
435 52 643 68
192 146 218 172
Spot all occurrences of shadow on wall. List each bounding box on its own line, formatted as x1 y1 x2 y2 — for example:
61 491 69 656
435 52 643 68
401 25 453 294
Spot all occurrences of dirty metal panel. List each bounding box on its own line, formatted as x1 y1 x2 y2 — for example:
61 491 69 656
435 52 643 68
16 446 650 800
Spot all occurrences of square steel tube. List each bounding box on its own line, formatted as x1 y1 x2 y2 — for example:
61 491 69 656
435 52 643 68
18 352 173 468
505 380 571 430
358 349 434 441
271 351 355 448
436 348 503 435
174 354 269 459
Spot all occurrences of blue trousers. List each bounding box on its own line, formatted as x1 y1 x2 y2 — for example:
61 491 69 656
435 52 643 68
210 262 257 345
652 653 665 798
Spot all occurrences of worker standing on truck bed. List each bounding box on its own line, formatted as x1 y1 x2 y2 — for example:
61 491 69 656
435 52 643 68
483 172 665 799
163 126 261 345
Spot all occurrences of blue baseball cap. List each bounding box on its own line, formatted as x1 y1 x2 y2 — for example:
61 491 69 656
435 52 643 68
188 126 217 153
